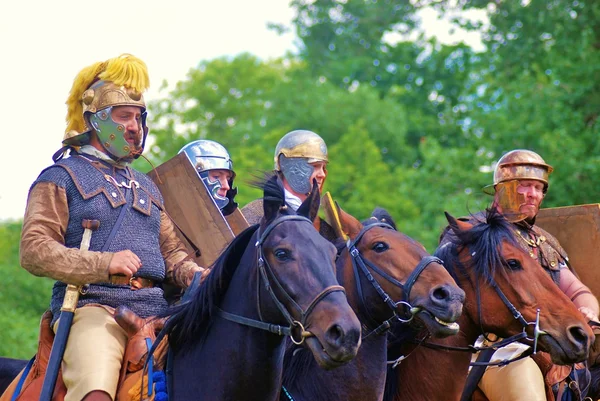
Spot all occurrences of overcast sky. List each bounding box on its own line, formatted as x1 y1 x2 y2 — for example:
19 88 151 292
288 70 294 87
0 1 483 221
0 0 298 220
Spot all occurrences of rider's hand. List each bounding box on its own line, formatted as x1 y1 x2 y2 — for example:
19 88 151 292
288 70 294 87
578 306 598 322
108 250 142 278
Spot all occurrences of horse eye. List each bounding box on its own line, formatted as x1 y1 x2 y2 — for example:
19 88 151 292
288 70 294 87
274 249 291 261
506 259 522 270
372 242 389 253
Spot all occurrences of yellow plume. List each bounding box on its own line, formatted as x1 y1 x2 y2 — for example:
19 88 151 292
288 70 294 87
98 54 150 94
65 54 150 135
65 61 105 134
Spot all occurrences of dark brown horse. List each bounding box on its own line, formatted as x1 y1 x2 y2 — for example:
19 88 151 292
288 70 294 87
385 209 593 401
1 177 362 401
164 177 361 401
280 207 465 401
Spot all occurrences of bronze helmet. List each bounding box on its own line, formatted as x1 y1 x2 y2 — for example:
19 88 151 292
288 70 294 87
486 149 553 222
493 149 553 190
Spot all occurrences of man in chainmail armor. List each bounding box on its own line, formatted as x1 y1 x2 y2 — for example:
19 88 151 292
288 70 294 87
19 54 206 401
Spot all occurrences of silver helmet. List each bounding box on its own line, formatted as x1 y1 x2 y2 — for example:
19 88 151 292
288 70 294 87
179 140 235 210
274 130 328 195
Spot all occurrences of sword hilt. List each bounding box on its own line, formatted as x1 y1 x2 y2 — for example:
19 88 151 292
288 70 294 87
62 219 101 312
82 219 100 232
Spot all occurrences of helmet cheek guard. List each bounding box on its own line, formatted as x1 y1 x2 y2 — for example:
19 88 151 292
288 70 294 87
495 180 529 222
139 110 149 159
199 171 230 210
88 106 148 161
278 155 315 195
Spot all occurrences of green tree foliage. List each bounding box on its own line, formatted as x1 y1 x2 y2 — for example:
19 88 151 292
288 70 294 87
146 53 411 208
0 221 53 358
285 0 481 150
326 120 414 217
430 0 600 206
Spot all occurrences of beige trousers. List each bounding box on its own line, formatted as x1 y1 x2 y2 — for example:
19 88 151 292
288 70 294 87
54 305 127 401
478 357 546 401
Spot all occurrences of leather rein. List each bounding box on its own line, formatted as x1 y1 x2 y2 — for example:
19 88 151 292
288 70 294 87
217 214 346 345
347 222 442 339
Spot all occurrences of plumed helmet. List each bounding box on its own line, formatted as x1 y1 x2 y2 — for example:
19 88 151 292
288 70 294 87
179 140 235 210
492 149 553 191
59 54 150 161
274 130 328 195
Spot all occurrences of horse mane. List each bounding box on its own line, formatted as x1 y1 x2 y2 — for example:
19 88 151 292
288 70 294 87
434 207 520 284
163 175 286 350
164 224 259 350
250 171 286 208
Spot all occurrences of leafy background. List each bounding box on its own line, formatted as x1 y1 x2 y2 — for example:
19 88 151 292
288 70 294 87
2 0 599 358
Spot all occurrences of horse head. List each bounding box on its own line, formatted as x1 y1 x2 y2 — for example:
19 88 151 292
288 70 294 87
441 209 592 365
337 205 465 339
259 177 361 369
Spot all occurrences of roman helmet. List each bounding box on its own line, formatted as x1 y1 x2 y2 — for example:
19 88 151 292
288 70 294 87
179 140 235 210
274 130 328 195
57 54 150 162
485 149 553 222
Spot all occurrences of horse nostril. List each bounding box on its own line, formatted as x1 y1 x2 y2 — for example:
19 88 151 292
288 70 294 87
431 285 450 302
326 324 344 346
568 325 590 348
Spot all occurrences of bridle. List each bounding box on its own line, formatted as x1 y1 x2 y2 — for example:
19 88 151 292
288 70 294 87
469 251 547 364
406 246 547 367
347 222 442 338
217 214 346 345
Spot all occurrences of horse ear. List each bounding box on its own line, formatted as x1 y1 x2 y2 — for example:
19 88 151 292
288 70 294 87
445 211 472 233
297 179 320 222
338 202 362 239
263 197 280 225
263 176 284 224
372 207 397 230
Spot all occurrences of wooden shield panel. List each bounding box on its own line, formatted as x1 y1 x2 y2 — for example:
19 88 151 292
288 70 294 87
148 152 235 268
225 208 250 236
536 204 600 299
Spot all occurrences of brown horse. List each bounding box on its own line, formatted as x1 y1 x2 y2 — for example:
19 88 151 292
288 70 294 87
385 209 593 401
281 207 465 401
